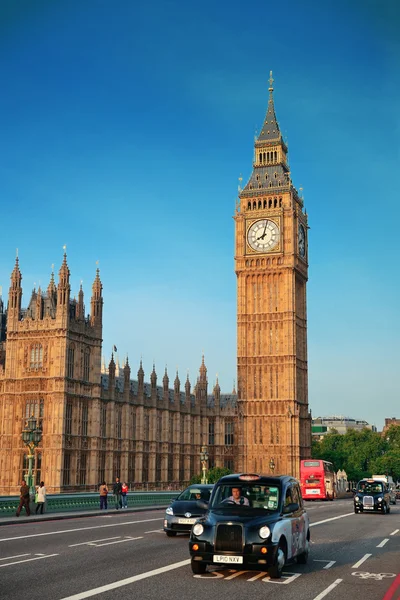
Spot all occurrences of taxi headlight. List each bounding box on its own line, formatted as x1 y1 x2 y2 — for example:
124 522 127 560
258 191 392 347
354 496 360 502
378 497 382 502
259 526 271 539
192 523 204 536
166 507 174 515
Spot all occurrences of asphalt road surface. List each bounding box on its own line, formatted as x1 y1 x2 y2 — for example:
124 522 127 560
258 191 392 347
0 498 399 600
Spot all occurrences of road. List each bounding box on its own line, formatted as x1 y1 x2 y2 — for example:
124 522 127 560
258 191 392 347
0 498 399 600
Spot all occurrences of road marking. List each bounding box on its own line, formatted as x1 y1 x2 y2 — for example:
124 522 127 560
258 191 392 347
313 579 343 599
383 573 400 600
247 572 266 581
264 573 301 585
144 529 163 534
314 560 336 569
0 554 59 568
0 553 30 561
377 538 389 548
352 554 372 568
310 513 353 527
0 518 161 542
390 529 399 536
58 559 191 599
93 536 142 547
69 537 121 547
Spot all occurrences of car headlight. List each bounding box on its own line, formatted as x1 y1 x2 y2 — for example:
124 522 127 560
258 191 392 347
378 497 382 502
192 523 204 536
166 507 174 515
354 496 359 502
259 525 271 539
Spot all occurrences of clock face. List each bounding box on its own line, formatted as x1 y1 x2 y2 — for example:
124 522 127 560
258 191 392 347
247 219 280 252
298 224 306 257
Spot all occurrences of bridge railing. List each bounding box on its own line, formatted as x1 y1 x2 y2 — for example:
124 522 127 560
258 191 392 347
0 491 179 518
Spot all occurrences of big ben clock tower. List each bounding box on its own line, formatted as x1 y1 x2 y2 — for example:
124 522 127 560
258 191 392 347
234 73 311 478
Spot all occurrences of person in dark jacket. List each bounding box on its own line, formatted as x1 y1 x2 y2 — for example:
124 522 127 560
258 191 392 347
113 477 122 510
16 480 31 516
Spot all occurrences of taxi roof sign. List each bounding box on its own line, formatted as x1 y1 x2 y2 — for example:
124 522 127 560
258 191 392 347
238 474 261 481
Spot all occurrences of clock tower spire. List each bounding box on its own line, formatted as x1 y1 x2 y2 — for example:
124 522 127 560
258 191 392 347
234 73 311 478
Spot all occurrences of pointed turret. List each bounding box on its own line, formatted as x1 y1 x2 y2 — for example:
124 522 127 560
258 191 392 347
36 286 43 320
185 372 191 400
90 268 103 326
108 353 116 399
7 255 22 327
150 362 157 388
56 253 71 323
174 370 180 395
199 354 207 383
137 359 144 394
76 284 84 320
123 356 131 397
163 366 169 392
47 268 56 298
257 72 282 143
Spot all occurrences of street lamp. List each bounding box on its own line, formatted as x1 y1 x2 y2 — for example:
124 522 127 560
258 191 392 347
21 415 42 496
269 457 275 474
200 445 209 484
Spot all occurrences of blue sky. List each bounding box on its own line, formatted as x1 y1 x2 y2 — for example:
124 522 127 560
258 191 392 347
0 0 399 430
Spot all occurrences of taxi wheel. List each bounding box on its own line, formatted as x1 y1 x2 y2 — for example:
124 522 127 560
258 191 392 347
297 535 309 564
191 559 207 575
269 540 287 579
354 508 359 514
382 503 387 514
166 530 177 537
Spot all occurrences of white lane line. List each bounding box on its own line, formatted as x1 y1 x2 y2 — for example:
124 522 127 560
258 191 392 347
93 536 143 547
0 554 59 568
377 538 389 548
144 529 163 534
69 537 121 547
352 554 372 568
313 579 343 600
310 513 354 527
59 559 191 600
390 529 399 535
0 518 161 542
0 553 30 561
314 560 336 569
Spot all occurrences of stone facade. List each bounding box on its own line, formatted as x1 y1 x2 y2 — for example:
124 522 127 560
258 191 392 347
234 74 312 477
0 257 236 495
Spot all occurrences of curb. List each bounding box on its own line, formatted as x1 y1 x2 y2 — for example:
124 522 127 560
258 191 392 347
0 505 167 527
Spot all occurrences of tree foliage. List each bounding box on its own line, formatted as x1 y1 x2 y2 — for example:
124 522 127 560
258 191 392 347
312 425 400 482
189 466 232 486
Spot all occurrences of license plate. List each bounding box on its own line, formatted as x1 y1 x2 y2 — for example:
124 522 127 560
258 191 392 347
214 555 243 564
306 489 320 495
178 518 196 524
364 507 373 510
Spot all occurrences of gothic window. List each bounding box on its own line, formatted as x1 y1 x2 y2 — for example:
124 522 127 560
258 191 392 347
30 344 43 369
98 452 106 483
63 452 71 486
82 402 88 437
128 453 135 485
274 151 277 161
83 348 90 381
258 200 262 208
225 421 234 445
253 201 256 209
100 402 107 437
65 401 73 435
269 182 272 187
259 153 262 163
209 420 215 445
116 406 122 439
24 399 44 430
180 416 184 445
248 202 251 210
79 452 87 486
274 198 277 207
144 412 150 441
279 198 282 207
156 413 162 442
269 199 272 208
274 172 277 179
263 200 267 208
67 345 75 378
113 453 121 478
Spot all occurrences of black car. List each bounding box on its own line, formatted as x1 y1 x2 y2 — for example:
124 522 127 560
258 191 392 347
163 484 214 536
354 479 391 514
189 473 310 578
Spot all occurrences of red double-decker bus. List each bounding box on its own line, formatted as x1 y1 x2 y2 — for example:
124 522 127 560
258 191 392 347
300 459 336 500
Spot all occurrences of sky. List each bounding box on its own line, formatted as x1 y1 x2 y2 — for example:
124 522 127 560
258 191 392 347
0 0 399 430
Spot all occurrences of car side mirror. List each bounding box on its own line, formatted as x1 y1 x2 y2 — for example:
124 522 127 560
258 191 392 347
283 502 299 514
196 500 208 510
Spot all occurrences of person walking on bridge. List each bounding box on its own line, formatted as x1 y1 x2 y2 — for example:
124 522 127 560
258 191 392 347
113 477 122 510
16 480 30 517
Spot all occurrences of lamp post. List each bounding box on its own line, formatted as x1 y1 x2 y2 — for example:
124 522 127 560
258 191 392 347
200 445 209 484
21 415 42 496
269 457 275 475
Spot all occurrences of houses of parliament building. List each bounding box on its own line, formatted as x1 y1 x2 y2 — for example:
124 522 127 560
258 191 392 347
0 74 311 494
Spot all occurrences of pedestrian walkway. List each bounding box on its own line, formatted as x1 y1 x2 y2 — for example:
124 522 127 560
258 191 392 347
0 504 165 527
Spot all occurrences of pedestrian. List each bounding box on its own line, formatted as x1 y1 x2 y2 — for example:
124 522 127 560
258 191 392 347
35 481 46 514
99 481 108 509
16 480 31 517
113 477 122 510
121 482 128 508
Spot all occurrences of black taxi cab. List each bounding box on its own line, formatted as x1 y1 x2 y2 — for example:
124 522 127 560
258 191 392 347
189 473 310 578
354 479 391 514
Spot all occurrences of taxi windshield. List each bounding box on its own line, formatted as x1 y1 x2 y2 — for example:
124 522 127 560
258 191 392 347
357 481 383 494
210 484 280 511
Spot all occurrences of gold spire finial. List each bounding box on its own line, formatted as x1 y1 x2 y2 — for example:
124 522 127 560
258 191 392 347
96 259 99 266
269 70 274 95
62 244 67 253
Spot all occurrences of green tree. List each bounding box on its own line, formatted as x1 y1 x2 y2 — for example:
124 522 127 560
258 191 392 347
206 467 232 484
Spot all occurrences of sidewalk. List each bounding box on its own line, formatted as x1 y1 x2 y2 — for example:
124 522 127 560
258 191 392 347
0 504 165 527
